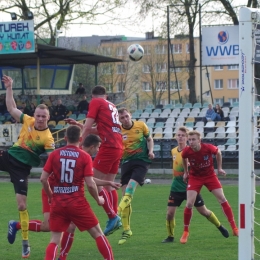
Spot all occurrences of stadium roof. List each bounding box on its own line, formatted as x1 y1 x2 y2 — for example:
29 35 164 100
0 43 123 67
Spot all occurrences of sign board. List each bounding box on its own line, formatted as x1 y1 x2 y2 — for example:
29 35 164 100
202 25 239 66
0 20 35 54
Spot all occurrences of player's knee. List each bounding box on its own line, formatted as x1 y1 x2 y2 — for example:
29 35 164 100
41 221 50 232
67 223 76 233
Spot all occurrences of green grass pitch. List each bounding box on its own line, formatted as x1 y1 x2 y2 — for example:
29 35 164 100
0 180 258 260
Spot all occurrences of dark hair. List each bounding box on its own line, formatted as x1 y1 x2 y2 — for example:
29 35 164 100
82 134 102 148
92 85 106 95
66 125 81 143
79 83 83 86
118 107 129 114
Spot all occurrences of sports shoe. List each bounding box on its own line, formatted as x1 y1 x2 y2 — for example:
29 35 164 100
103 215 122 236
232 227 239 236
218 225 229 238
22 240 30 258
7 220 18 244
118 230 132 245
161 236 174 243
180 231 189 244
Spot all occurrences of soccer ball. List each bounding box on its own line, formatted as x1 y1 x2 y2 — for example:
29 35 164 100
127 44 144 61
144 178 151 184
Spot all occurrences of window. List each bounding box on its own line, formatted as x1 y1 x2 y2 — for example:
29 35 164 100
102 65 112 74
186 43 190 53
116 47 124 56
156 63 167 73
117 64 126 74
142 82 151 91
214 79 223 89
143 45 151 55
170 81 182 90
156 81 167 91
105 83 112 93
228 98 239 105
170 61 182 72
214 98 223 106
155 45 167 54
171 44 182 53
228 79 239 89
102 47 111 56
117 82 125 92
143 64 151 73
228 65 239 70
214 65 223 70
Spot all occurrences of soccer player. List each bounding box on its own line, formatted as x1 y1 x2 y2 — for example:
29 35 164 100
180 130 239 244
162 127 229 243
116 107 154 245
8 134 121 260
41 125 114 260
2 75 55 258
80 85 123 236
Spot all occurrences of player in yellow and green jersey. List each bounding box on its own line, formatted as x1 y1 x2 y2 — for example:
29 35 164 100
162 126 229 243
117 107 154 245
2 75 55 258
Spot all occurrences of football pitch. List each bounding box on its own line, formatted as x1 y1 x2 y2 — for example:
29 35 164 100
0 180 256 260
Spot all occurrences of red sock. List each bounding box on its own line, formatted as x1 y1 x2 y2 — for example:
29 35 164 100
99 189 116 219
44 242 58 260
108 190 118 214
184 207 193 232
59 232 74 260
221 201 237 229
95 235 114 260
17 220 42 232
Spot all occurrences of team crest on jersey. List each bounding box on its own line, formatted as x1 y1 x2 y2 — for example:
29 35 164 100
122 134 127 140
172 155 176 160
203 155 209 160
36 135 40 140
135 130 139 134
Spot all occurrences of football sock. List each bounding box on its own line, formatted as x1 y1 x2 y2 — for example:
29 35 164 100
207 212 221 228
45 242 58 260
184 207 193 232
59 232 74 260
121 204 132 231
95 235 114 260
118 194 132 214
99 189 116 219
108 190 118 214
221 201 237 229
19 209 29 240
17 220 43 232
166 218 175 237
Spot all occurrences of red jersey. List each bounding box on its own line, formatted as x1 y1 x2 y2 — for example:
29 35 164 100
181 143 218 177
87 98 122 149
43 145 93 207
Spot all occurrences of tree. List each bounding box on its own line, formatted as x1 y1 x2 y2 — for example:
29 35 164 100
0 0 127 46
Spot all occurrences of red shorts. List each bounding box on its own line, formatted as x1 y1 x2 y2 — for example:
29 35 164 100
49 200 98 232
93 146 123 174
42 189 50 213
187 173 222 193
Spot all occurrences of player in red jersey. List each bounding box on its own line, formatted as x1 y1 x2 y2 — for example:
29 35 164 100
179 130 238 244
81 85 123 236
41 126 114 260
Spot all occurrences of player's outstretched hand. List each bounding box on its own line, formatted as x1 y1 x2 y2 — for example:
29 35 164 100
148 152 155 160
109 181 122 190
2 75 13 89
218 169 226 176
97 196 105 206
64 118 77 125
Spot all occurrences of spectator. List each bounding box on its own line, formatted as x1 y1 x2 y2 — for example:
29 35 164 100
21 103 32 116
204 104 218 122
77 95 89 115
214 104 224 121
50 99 67 123
75 83 86 94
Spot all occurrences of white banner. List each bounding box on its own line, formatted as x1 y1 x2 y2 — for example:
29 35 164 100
202 25 239 66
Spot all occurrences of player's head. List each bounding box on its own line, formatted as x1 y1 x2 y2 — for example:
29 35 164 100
57 99 62 105
82 134 102 156
176 126 189 146
65 125 82 144
92 85 106 98
187 130 201 151
208 104 213 109
118 107 132 128
34 104 50 130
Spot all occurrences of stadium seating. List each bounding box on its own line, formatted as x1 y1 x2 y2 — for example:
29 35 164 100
193 103 202 108
183 103 192 108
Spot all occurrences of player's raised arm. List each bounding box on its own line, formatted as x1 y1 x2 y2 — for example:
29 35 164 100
2 75 22 122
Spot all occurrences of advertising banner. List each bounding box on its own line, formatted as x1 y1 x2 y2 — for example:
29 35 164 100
202 25 239 66
0 20 35 54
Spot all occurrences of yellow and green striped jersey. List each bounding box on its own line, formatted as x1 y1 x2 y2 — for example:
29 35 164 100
8 114 55 167
121 121 151 164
